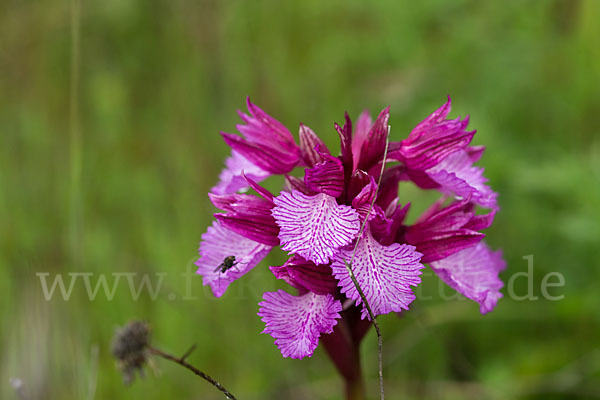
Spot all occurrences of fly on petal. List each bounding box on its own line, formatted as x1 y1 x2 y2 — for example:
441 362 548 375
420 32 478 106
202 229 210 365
196 221 272 297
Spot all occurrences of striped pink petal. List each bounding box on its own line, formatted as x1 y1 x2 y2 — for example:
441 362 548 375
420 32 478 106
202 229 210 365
211 151 271 195
430 242 505 314
269 255 339 295
426 150 498 209
258 290 342 359
272 191 360 264
195 220 271 297
304 155 344 197
331 228 424 319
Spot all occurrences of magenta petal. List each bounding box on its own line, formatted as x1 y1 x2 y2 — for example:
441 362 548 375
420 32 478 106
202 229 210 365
299 123 330 167
258 290 342 359
195 221 271 297
346 169 371 200
224 98 300 174
209 192 272 213
271 255 339 295
392 97 475 170
211 151 271 195
304 155 344 197
351 110 372 170
239 97 298 153
221 132 297 174
209 189 279 246
404 199 487 263
464 210 496 231
285 175 314 195
269 265 307 293
371 201 410 246
335 113 353 174
272 191 361 264
408 230 484 264
351 176 377 219
467 145 485 163
215 214 280 246
398 120 475 170
376 165 404 210
241 172 274 202
356 106 390 170
414 96 452 130
426 150 498 209
430 242 505 314
331 229 424 319
265 267 300 295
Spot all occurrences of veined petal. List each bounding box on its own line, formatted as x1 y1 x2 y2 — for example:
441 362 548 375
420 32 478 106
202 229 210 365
356 106 390 171
414 95 452 130
304 155 344 197
404 199 491 263
335 113 353 175
398 119 474 170
211 151 270 195
241 172 275 202
195 220 271 297
467 145 485 163
258 290 342 359
299 123 329 167
215 213 279 246
351 175 376 214
371 201 410 246
430 242 505 314
285 174 314 195
376 165 404 210
331 229 424 319
209 192 272 214
351 110 372 170
238 97 298 154
269 265 307 293
390 97 475 170
272 191 360 264
347 169 371 201
270 255 338 295
221 132 297 174
209 191 279 246
426 150 498 209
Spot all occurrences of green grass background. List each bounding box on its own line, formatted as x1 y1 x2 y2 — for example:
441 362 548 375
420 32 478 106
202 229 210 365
1 0 599 399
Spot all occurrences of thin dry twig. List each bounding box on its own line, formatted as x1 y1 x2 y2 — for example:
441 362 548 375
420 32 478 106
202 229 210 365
148 345 238 400
344 125 391 400
112 321 237 399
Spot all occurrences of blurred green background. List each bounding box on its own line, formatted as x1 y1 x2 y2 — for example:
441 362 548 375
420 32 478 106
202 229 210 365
1 0 599 399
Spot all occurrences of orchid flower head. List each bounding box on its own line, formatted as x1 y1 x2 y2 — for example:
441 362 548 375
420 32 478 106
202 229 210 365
196 97 504 359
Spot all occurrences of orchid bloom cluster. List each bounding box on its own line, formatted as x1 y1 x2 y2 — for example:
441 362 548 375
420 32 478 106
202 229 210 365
196 97 505 360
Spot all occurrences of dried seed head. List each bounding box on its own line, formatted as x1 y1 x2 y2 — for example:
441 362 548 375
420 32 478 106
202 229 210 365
111 321 150 384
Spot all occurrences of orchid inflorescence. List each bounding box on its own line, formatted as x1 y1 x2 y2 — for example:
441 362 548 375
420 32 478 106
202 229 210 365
195 97 505 360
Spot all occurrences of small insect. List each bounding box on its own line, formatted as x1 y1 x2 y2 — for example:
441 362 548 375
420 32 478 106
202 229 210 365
214 255 239 274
